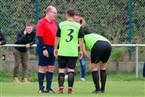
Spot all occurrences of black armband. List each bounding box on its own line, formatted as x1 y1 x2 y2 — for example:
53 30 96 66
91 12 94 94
42 46 47 50
37 36 46 50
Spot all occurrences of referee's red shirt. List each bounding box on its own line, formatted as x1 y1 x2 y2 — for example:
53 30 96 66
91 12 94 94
36 18 57 46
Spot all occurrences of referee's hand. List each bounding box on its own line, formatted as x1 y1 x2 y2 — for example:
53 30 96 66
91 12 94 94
43 50 49 57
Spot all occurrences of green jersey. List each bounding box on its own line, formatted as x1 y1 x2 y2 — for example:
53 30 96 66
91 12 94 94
58 21 81 56
84 33 110 51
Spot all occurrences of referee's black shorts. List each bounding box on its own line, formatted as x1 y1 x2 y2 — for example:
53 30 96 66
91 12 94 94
91 41 112 63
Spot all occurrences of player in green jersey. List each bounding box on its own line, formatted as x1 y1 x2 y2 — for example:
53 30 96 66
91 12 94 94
54 8 84 94
83 32 112 93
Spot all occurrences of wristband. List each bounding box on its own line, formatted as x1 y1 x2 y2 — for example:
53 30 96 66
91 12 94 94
42 46 47 50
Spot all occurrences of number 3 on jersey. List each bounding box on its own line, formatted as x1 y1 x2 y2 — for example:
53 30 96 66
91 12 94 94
66 29 74 42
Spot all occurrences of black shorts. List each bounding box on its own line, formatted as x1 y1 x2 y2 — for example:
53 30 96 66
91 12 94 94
36 44 55 66
58 56 78 69
91 41 112 63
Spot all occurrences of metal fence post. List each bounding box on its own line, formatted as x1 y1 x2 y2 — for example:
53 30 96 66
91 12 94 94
135 45 138 78
35 0 39 24
129 0 133 60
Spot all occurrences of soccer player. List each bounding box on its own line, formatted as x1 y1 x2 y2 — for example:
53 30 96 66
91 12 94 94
36 6 58 93
83 31 112 93
13 23 35 83
54 8 84 94
64 11 87 81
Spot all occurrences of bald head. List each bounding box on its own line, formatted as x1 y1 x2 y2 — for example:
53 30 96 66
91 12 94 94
46 6 56 14
45 6 57 21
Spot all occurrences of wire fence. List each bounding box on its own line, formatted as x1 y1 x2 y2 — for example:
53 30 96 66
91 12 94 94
1 0 145 61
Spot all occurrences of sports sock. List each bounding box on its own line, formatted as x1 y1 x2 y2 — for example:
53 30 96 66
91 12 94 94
68 72 74 88
100 70 107 92
143 62 145 77
92 71 100 91
46 71 53 91
38 72 45 90
58 73 65 87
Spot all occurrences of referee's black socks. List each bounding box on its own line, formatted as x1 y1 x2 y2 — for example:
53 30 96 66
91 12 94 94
46 71 53 91
38 72 45 90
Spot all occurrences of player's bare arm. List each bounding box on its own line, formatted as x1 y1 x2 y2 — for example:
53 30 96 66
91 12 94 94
78 38 84 59
82 43 91 61
54 37 60 57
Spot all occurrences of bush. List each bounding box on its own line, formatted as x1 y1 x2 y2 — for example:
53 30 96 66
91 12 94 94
111 47 127 62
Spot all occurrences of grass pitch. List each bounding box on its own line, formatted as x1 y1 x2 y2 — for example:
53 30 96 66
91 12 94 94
0 81 144 97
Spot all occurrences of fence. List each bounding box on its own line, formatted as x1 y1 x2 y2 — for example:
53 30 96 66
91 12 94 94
1 0 145 44
1 44 145 78
1 0 145 77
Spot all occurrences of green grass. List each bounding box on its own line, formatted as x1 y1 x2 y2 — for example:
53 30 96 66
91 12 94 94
1 71 145 82
0 71 145 97
0 81 145 97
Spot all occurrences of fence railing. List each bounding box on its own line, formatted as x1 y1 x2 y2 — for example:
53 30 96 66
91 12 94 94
2 44 145 78
111 44 145 78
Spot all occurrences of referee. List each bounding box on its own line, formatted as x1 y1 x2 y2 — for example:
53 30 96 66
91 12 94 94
36 6 58 93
